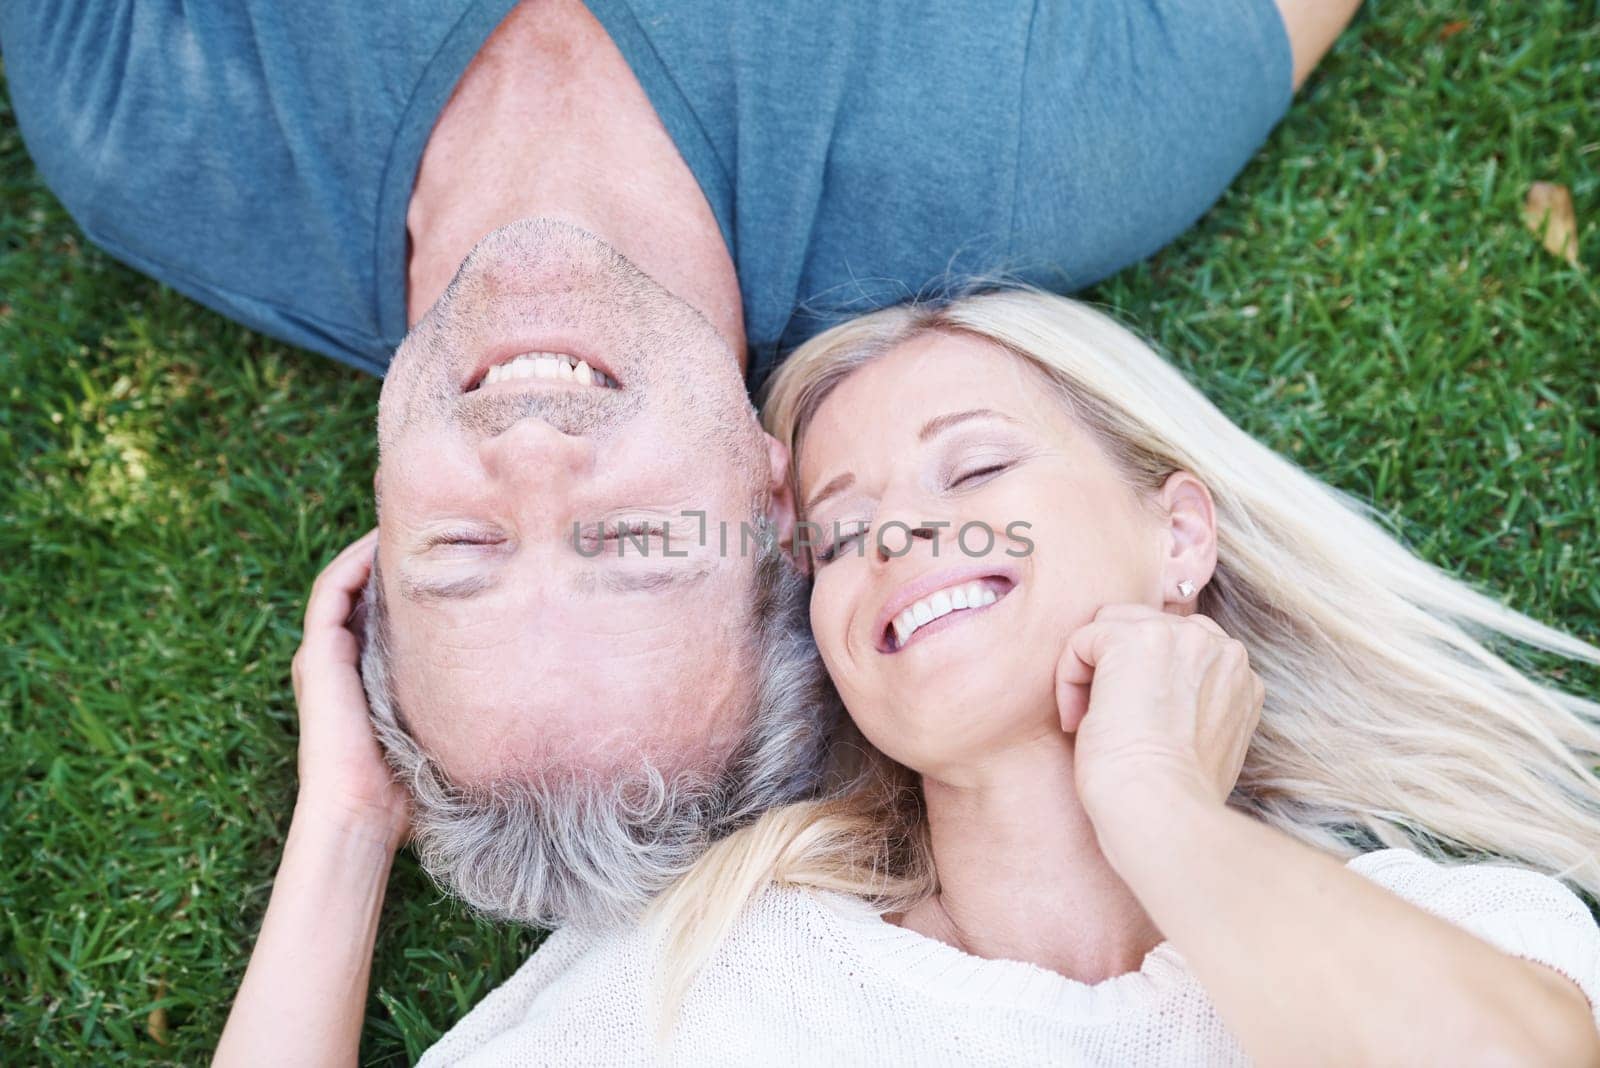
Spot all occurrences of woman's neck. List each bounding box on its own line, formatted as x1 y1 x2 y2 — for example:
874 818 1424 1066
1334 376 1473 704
900 731 1163 983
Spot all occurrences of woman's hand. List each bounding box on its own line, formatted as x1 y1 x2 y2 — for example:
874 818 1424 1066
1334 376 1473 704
291 529 409 853
1051 604 1600 1068
216 530 407 1066
1054 603 1264 835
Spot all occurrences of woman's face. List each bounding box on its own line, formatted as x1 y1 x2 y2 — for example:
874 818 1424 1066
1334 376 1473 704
797 332 1171 780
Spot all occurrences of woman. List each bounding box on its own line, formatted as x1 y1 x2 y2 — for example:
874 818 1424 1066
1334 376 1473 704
646 292 1600 1063
420 291 1600 1064
224 292 1600 1066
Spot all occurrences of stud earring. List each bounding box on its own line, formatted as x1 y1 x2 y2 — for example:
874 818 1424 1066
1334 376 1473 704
1176 579 1196 599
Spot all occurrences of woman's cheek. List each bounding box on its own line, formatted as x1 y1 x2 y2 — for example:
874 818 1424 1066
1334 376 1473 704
808 576 853 672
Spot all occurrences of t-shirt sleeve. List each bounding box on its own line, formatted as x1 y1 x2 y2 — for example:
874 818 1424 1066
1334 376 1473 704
1013 0 1295 290
1348 849 1600 1030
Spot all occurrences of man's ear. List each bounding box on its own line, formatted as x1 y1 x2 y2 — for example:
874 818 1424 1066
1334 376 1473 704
1157 471 1218 611
760 433 802 567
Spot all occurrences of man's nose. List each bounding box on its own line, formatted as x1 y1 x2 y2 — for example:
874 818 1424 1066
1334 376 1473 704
477 416 597 492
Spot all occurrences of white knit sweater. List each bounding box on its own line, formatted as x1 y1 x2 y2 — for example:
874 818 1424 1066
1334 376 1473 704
420 850 1600 1066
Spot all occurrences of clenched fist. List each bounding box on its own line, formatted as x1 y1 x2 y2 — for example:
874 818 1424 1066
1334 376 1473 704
1055 603 1264 833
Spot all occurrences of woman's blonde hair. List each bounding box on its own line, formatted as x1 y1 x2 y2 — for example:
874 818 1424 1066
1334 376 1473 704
647 289 1600 1025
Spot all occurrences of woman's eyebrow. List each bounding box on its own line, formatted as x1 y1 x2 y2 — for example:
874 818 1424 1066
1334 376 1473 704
803 471 855 515
917 407 1020 441
803 410 1023 512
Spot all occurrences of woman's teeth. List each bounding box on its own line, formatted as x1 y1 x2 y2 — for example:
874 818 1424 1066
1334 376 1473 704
891 581 999 648
480 352 617 388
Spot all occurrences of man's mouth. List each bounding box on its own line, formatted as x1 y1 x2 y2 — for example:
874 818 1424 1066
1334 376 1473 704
465 351 621 392
879 573 1016 653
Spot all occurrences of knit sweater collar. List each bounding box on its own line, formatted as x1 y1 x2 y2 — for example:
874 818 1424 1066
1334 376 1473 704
811 890 1191 1020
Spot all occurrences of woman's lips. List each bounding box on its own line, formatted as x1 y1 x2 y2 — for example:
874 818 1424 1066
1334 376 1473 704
880 574 1016 653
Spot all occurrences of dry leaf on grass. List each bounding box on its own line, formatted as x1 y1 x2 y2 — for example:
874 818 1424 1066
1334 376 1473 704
1439 20 1470 40
1522 182 1580 267
147 979 169 1046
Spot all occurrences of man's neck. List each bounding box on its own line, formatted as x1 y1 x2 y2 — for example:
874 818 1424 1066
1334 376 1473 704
405 0 744 359
902 730 1163 983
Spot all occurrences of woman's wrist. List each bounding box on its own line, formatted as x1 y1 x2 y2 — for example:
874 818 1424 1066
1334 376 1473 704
1085 771 1231 876
291 792 408 857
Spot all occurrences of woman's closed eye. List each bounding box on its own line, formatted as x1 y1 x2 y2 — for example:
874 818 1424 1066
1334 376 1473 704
951 461 1012 488
941 432 1031 491
814 520 871 565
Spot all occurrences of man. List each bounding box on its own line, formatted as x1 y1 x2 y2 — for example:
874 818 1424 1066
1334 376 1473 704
5 1 1359 1050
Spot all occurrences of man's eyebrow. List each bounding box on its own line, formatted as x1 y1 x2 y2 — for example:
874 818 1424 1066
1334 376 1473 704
587 559 715 595
803 472 854 515
398 570 500 604
917 407 1019 441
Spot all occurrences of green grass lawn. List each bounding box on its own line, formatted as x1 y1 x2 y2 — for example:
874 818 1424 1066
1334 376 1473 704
3 2 1597 1063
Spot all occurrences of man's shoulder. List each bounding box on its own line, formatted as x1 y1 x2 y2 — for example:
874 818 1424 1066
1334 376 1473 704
1 0 513 371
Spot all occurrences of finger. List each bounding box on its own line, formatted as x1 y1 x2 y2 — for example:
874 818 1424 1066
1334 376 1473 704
1057 687 1090 733
1092 603 1162 624
1184 613 1227 638
1066 618 1145 670
302 565 369 634
318 528 380 587
1056 628 1096 687
1055 634 1095 732
1058 619 1134 734
311 528 378 583
304 530 380 631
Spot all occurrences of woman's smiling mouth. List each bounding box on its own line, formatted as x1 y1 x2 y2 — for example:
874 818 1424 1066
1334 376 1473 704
878 572 1017 654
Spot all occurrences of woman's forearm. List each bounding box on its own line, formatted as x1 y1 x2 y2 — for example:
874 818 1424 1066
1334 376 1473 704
1099 786 1598 1067
1274 0 1363 90
214 807 396 1067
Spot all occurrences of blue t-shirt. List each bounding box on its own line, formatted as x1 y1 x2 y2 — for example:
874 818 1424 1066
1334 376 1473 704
1 0 1290 387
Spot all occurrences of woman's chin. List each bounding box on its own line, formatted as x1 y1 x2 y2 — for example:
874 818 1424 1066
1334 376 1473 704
871 657 1058 734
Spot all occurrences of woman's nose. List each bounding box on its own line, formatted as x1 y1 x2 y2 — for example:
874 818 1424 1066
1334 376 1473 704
476 416 597 492
874 519 940 564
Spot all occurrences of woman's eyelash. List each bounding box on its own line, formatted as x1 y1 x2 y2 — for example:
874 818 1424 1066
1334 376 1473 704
815 524 870 564
953 462 1011 486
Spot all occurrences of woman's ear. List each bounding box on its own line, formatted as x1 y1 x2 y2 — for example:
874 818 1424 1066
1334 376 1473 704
1157 471 1218 611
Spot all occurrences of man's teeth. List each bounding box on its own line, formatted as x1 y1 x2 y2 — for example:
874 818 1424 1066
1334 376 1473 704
480 352 616 388
891 581 999 647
